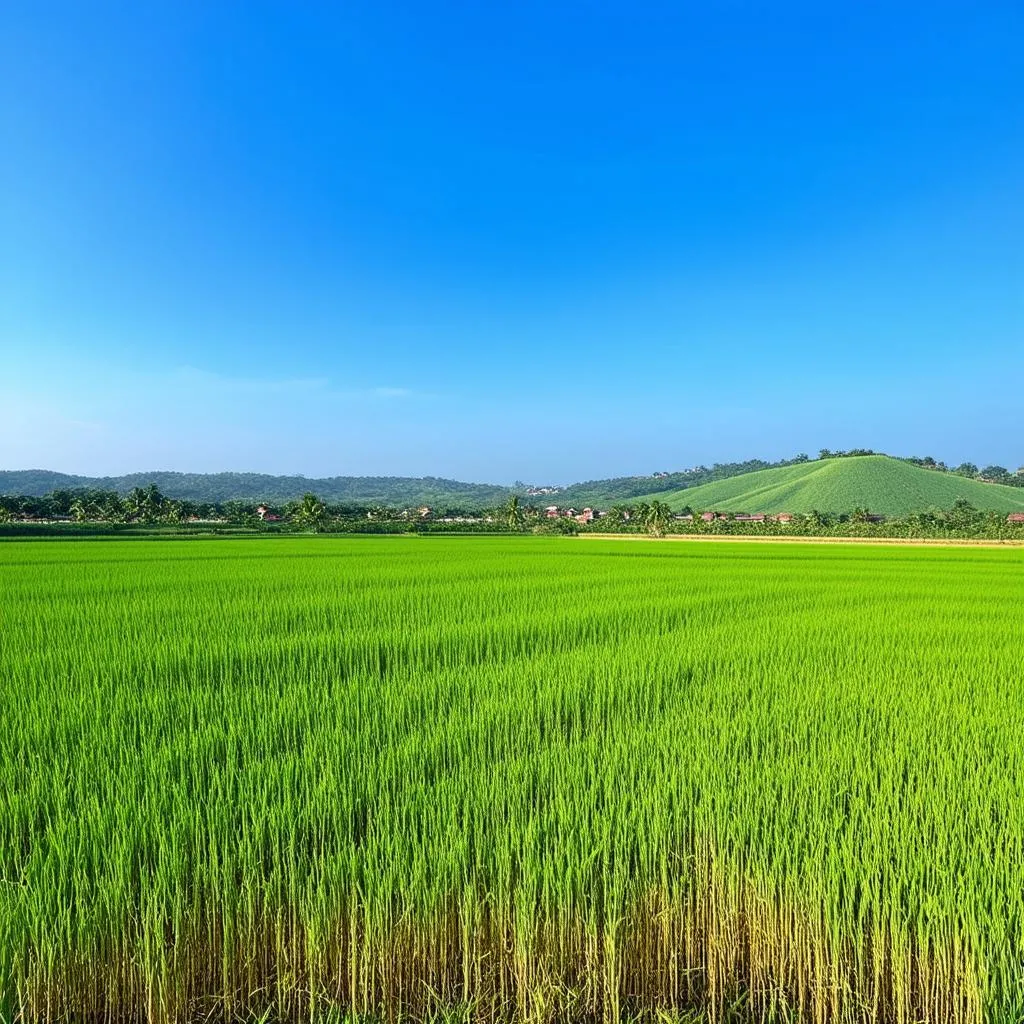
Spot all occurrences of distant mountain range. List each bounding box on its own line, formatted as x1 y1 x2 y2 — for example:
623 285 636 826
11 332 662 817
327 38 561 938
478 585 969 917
3 455 1023 513
632 455 1024 516
0 459 802 508
0 470 513 508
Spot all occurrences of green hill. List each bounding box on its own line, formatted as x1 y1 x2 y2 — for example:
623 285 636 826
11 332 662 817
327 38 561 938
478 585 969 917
0 470 515 508
0 457 808 509
634 456 1024 516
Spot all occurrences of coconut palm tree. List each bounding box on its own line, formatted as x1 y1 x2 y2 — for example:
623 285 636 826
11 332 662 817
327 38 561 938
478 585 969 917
505 495 524 532
293 493 328 532
646 500 672 537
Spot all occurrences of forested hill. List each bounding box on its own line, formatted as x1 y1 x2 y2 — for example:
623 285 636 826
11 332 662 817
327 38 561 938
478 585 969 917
0 470 514 508
0 457 810 508
549 457 810 506
7 454 1015 511
633 455 1024 516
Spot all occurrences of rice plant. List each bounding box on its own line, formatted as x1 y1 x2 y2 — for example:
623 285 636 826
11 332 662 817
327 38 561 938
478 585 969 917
0 537 1021 1023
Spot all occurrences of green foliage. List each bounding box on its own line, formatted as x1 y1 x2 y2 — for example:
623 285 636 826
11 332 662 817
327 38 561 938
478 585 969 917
0 470 516 508
0 459 817 510
550 456 812 507
292 492 329 532
644 500 672 537
504 495 524 532
635 455 1024 516
532 517 579 535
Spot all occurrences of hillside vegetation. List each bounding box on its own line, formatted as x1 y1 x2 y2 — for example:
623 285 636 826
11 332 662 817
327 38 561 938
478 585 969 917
5 456 1023 515
0 470 513 508
0 460 804 508
637 455 1024 515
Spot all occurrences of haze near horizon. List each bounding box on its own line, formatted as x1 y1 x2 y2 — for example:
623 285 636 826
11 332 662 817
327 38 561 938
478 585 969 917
2 2 1022 483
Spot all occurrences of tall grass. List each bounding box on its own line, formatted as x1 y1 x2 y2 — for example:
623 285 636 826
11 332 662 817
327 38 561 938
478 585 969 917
0 537 1022 1023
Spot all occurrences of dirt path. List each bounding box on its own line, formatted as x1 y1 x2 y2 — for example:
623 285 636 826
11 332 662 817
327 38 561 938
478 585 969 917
578 533 1024 549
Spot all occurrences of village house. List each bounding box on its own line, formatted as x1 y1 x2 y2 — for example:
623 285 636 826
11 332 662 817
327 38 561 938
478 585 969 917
733 514 766 523
256 505 283 522
771 513 795 524
1008 513 1024 524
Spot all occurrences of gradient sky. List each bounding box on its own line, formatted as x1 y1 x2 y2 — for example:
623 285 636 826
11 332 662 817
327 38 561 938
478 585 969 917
2 2 1022 483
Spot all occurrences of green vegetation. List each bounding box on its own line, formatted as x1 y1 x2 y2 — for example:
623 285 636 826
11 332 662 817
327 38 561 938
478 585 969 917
2 537 1023 1022
545 456 814 507
635 455 1024 516
4 454 1021 512
0 457 863 510
4 480 1024 543
0 470 515 508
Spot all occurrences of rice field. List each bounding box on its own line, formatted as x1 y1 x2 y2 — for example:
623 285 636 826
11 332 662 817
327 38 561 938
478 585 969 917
1 536 1022 1024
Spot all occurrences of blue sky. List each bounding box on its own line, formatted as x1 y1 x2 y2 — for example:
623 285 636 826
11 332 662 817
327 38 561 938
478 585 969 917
2 2 1021 483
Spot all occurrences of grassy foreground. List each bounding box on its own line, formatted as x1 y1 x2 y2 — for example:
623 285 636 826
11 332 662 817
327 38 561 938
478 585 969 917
1 537 1023 1023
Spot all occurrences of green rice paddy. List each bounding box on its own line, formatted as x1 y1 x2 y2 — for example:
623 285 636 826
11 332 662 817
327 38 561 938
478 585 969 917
1 536 1022 1023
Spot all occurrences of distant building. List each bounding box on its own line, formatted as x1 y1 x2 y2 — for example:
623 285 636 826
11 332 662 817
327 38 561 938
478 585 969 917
733 514 766 523
772 513 794 524
1008 513 1024 524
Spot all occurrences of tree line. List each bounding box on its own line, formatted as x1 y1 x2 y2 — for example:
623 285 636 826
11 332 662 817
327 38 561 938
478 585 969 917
3 485 1022 542
817 450 1024 485
0 486 504 533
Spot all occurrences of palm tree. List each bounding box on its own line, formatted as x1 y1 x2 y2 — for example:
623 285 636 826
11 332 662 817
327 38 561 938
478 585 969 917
606 505 629 527
124 487 148 523
646 500 672 537
505 495 524 532
293 493 328 532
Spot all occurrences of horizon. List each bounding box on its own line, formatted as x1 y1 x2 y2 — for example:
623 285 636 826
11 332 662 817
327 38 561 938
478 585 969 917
3 4 1022 478
4 450 1023 492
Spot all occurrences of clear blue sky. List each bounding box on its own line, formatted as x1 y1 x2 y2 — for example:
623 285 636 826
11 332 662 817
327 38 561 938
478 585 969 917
2 2 1022 483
